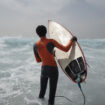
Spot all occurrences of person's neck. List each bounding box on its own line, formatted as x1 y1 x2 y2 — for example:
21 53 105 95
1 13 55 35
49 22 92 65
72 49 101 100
40 36 46 40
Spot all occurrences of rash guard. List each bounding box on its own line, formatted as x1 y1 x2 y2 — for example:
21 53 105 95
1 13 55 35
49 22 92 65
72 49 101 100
33 37 73 67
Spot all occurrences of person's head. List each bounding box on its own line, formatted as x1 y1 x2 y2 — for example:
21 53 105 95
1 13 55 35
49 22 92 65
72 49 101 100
36 25 47 37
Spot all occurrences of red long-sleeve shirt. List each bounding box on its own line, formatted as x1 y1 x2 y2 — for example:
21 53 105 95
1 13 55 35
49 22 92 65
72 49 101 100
33 37 73 67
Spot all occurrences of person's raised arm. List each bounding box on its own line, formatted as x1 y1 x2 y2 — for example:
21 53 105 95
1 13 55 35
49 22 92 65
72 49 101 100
52 36 77 52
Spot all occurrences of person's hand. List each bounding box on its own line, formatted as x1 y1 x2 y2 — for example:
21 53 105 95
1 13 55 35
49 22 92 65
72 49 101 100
71 36 77 42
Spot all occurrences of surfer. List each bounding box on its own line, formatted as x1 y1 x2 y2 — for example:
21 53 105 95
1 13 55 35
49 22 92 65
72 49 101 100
33 25 77 105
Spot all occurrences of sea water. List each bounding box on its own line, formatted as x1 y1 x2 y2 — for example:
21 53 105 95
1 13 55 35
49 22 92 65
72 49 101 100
0 36 105 105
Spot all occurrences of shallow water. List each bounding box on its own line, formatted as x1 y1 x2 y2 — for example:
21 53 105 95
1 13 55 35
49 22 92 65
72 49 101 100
0 36 105 105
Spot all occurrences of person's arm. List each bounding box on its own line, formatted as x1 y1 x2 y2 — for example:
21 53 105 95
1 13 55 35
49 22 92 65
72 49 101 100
33 44 41 63
52 36 77 52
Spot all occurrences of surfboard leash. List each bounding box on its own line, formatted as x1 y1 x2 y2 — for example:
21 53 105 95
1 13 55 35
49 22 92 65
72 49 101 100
55 95 73 103
77 74 86 105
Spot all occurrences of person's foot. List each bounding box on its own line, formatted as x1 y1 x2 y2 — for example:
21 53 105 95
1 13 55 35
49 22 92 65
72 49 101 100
48 104 54 105
39 95 44 99
48 102 54 105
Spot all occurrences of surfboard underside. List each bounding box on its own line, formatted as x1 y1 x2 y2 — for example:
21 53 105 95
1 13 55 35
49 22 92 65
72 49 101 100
48 20 87 83
64 56 86 82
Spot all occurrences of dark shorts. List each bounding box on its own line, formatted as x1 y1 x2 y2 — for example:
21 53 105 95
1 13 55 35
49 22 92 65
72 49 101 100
41 65 58 78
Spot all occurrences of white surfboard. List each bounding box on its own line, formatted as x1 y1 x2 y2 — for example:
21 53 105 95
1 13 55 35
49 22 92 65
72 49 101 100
48 20 87 83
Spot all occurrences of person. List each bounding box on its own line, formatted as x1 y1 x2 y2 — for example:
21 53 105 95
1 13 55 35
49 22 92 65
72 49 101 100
33 25 77 105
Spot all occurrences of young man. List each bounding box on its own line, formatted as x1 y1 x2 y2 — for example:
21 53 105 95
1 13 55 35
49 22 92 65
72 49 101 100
33 25 77 105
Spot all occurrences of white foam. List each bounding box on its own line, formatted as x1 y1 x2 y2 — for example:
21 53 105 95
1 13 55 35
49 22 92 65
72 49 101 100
0 37 105 105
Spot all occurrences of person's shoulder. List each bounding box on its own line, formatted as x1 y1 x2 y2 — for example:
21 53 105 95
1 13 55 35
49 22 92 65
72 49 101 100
33 40 40 48
47 38 55 42
33 43 37 49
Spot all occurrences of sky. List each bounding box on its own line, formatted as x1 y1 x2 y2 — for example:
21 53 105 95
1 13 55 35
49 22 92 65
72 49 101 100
0 0 105 38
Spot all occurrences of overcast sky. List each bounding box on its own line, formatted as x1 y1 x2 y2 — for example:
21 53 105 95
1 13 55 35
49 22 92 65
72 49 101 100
0 0 105 38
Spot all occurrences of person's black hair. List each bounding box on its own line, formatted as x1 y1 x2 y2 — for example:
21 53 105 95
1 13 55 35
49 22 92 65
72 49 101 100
36 25 47 37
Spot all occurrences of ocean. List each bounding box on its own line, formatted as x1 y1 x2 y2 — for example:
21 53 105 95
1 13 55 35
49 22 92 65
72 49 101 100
0 36 105 105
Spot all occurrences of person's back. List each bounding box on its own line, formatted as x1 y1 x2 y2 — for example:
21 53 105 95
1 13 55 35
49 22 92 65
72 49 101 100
36 37 57 67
